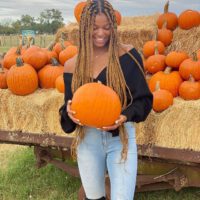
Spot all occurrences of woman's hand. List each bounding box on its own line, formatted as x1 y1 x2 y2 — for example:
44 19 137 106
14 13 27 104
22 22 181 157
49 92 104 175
101 115 127 131
67 100 83 126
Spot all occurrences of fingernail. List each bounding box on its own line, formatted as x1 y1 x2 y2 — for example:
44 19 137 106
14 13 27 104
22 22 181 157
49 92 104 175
77 119 80 122
73 111 76 114
79 123 83 126
115 120 118 124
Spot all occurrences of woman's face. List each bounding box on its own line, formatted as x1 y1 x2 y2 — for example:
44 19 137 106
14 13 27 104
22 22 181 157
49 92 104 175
92 13 111 48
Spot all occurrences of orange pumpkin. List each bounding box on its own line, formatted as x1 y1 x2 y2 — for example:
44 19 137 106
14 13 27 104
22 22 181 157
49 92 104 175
55 74 65 93
146 46 166 74
6 58 38 95
178 10 200 30
22 46 48 70
143 40 165 58
0 62 8 89
3 47 23 69
53 40 72 55
59 45 78 66
153 81 173 112
157 1 178 30
42 41 58 63
157 22 173 46
179 75 200 100
165 51 189 69
38 58 64 88
74 1 87 23
71 82 122 128
114 10 122 25
148 67 183 97
179 54 200 81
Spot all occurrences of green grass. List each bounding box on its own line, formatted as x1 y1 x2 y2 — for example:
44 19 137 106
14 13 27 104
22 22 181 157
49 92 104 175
0 147 200 200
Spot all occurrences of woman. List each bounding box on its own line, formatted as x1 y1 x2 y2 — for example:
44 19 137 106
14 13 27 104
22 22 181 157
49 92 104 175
59 0 153 199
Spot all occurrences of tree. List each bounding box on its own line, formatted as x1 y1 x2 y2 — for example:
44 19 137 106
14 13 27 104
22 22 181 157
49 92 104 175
20 15 36 29
38 9 64 33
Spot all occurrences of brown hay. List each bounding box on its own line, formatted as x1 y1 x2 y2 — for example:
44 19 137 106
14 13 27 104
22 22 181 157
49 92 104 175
0 89 74 137
136 97 200 151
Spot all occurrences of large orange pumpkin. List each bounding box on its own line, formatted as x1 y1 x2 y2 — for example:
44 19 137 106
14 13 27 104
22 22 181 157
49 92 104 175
7 58 38 95
178 10 200 30
74 1 87 23
71 82 122 128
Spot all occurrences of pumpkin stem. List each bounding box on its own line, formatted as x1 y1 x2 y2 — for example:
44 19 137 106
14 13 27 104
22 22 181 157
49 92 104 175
47 40 56 51
16 57 24 67
0 63 4 73
164 66 172 74
192 52 198 61
155 81 161 91
51 57 60 66
189 74 195 82
154 42 159 55
164 0 169 13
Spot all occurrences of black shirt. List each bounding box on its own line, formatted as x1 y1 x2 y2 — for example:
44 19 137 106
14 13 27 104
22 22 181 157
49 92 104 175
59 48 153 136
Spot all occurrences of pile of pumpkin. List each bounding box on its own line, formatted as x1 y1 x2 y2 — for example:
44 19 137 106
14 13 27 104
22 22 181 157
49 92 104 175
0 37 78 95
142 0 200 113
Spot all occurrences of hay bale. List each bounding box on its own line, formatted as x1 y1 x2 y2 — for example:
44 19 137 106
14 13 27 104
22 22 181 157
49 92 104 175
136 98 200 151
58 15 200 55
0 89 73 136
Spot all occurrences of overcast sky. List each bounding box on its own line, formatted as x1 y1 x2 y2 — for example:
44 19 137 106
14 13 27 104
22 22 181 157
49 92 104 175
0 0 199 24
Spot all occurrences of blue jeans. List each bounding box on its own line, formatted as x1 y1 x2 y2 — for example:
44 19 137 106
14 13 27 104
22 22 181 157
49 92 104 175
77 122 138 200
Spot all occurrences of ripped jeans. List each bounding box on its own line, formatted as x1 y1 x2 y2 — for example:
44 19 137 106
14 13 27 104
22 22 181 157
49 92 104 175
77 122 138 200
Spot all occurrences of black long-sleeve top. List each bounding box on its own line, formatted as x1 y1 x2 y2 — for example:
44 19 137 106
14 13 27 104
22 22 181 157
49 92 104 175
59 48 153 136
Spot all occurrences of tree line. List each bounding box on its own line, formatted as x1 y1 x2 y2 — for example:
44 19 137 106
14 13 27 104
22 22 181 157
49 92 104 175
0 9 65 35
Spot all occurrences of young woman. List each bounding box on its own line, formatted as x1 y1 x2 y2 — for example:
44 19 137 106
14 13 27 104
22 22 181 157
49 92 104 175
59 0 153 199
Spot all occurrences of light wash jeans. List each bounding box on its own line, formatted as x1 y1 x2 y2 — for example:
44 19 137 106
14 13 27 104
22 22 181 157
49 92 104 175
77 122 138 200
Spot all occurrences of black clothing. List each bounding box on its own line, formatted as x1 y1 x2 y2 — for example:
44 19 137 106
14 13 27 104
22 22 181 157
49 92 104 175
59 48 153 136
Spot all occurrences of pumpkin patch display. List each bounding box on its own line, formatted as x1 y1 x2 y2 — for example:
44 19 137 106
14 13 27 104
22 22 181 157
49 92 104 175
6 58 38 95
71 82 122 128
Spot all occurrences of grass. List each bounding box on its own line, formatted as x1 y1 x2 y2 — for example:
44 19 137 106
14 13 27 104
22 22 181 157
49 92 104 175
0 145 200 200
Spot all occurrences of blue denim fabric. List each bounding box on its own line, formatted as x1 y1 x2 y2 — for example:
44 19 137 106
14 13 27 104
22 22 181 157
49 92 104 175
77 122 138 200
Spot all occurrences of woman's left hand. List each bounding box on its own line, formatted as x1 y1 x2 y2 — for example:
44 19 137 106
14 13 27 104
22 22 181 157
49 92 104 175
101 115 127 131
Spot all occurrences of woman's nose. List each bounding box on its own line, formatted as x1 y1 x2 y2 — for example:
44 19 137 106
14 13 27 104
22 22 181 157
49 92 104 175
96 28 105 36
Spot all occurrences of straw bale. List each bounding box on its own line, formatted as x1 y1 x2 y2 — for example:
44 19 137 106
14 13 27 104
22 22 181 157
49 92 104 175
135 97 200 151
0 89 74 137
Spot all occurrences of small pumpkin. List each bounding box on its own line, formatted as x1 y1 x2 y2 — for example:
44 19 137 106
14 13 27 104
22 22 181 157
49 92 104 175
55 74 65 93
178 10 200 30
179 75 200 100
53 40 72 56
157 21 173 46
42 41 58 63
157 0 178 30
59 45 78 66
146 45 166 74
165 51 189 69
38 58 64 89
179 53 200 81
143 40 165 58
71 82 122 128
114 10 122 25
148 66 183 97
153 81 173 112
6 58 38 95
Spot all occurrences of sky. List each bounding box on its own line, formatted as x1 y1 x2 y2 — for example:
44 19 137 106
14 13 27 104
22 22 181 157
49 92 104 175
0 0 200 24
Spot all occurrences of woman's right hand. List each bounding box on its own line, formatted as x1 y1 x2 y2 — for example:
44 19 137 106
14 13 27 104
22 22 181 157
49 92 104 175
67 100 83 126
